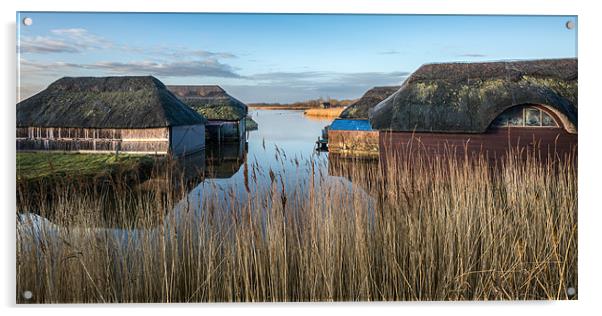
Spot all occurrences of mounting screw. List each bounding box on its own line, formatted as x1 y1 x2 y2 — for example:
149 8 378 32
567 287 576 297
22 290 33 300
565 21 575 30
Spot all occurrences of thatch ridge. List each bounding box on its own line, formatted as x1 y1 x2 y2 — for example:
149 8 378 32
339 86 400 119
370 58 577 133
168 85 248 121
17 76 207 129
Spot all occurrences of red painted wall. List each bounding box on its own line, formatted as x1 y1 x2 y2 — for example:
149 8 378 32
379 127 577 161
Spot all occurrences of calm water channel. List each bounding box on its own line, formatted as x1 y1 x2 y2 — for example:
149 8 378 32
20 109 375 230
182 109 336 217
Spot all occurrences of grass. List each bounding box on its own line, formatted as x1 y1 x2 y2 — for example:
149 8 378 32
304 107 346 118
194 104 246 121
15 145 577 303
16 152 156 182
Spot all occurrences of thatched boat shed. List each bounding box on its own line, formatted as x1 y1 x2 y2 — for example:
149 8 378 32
17 76 207 156
168 85 248 142
369 58 578 159
339 86 400 119
329 86 399 157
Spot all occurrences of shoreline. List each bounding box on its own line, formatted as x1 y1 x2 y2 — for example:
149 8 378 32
249 106 311 110
249 106 345 118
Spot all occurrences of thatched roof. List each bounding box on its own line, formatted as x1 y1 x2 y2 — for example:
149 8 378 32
17 76 207 128
168 85 248 121
339 86 400 119
370 58 578 133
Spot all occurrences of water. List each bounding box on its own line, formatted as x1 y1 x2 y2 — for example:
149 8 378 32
185 109 332 209
18 109 375 232
213 109 330 183
18 109 359 252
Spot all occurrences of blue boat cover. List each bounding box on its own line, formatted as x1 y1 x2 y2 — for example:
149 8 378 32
329 119 373 131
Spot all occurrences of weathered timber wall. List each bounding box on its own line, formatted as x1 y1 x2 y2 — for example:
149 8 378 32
16 127 169 140
16 126 170 154
379 127 577 161
328 130 380 158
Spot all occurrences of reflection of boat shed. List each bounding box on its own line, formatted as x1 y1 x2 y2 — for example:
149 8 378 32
331 58 578 160
168 85 248 143
205 141 247 179
17 76 207 156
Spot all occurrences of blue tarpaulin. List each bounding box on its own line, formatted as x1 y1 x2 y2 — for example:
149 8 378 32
329 119 373 131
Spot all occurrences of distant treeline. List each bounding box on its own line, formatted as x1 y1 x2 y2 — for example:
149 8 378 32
249 98 355 109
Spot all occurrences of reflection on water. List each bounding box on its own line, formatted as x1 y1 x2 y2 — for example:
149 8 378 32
194 109 332 188
17 110 385 232
327 154 381 194
205 141 246 179
240 109 331 179
18 109 341 228
182 109 334 218
16 124 381 301
17 109 389 237
125 109 336 216
189 109 330 189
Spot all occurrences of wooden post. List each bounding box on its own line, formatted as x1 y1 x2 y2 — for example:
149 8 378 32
218 124 222 147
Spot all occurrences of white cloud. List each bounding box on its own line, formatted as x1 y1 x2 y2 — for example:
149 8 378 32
378 50 402 55
19 28 112 53
50 28 88 36
191 49 237 59
90 59 242 77
18 36 81 53
20 58 242 78
249 70 409 88
457 53 488 58
227 70 410 103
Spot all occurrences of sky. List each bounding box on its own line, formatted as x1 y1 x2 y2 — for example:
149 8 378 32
17 13 577 103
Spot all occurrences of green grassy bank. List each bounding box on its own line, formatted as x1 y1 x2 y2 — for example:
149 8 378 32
16 152 157 182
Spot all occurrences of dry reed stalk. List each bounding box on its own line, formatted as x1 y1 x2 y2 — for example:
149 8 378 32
16 144 577 302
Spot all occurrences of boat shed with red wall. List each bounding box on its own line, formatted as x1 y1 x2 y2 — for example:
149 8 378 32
367 58 577 161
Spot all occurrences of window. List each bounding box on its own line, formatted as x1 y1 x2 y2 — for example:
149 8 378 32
491 106 559 128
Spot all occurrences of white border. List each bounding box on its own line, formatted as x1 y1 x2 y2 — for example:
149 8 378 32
2 1 601 315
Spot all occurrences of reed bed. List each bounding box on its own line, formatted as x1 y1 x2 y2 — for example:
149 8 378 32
303 107 346 118
16 146 577 303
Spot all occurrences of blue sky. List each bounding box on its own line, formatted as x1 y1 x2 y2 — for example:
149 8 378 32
17 13 577 103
